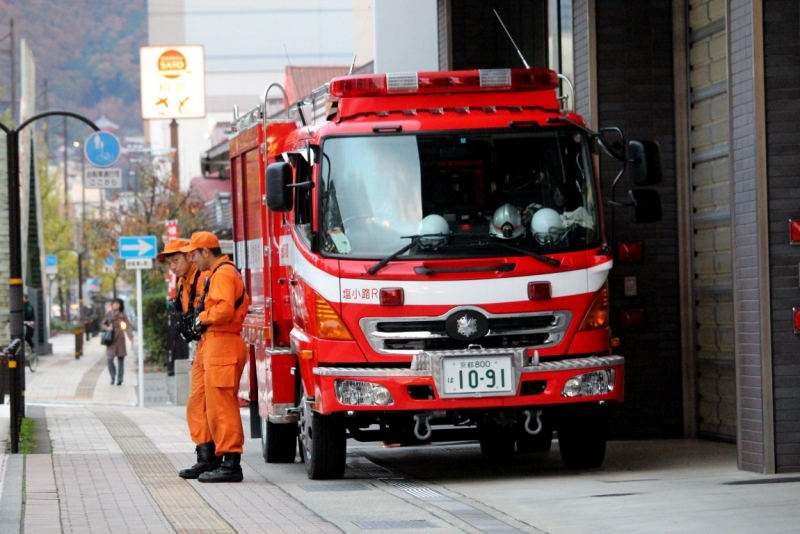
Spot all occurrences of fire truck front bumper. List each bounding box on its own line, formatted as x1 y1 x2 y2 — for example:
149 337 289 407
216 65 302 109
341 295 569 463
311 348 624 414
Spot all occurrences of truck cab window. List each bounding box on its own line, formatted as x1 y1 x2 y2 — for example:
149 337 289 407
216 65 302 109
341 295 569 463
319 130 599 259
295 155 313 245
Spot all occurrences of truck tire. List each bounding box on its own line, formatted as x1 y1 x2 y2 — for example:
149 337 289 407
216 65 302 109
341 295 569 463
261 417 297 463
299 399 346 479
478 424 516 457
557 404 608 469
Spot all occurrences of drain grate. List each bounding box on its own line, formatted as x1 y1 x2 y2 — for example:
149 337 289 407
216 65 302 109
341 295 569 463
354 520 439 529
725 477 800 486
347 462 399 479
590 493 641 498
382 479 442 499
300 483 370 492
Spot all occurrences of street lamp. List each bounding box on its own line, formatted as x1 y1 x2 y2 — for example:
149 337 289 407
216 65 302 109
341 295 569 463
1 111 99 454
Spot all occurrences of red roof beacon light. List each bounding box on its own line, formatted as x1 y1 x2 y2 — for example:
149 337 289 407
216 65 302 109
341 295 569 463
617 241 644 262
380 288 404 307
329 68 559 98
790 220 800 245
528 282 552 301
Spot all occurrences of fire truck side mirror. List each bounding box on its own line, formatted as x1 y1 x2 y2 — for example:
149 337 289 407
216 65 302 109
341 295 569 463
627 140 662 186
266 162 294 212
628 189 662 223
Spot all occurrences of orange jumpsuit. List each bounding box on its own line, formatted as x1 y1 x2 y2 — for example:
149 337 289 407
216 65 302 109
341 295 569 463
188 256 250 454
182 264 215 446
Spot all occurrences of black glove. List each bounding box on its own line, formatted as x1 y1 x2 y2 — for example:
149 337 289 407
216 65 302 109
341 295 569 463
191 308 207 338
167 297 181 313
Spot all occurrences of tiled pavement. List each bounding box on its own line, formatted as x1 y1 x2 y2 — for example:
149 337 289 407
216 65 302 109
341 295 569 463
0 336 347 534
7 335 797 533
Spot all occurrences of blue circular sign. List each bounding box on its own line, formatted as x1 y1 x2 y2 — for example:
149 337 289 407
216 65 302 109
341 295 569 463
46 254 58 267
84 132 121 168
105 255 116 266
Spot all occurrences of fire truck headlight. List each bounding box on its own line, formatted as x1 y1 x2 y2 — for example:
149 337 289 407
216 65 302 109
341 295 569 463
561 369 615 397
335 380 394 406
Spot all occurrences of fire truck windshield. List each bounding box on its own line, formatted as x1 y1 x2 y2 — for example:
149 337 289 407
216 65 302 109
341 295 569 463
318 129 601 259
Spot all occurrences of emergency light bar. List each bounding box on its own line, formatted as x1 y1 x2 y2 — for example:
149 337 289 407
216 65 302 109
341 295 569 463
329 68 560 98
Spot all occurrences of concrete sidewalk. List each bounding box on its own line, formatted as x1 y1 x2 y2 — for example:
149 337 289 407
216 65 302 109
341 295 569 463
0 336 341 533
1 335 799 533
27 333 140 405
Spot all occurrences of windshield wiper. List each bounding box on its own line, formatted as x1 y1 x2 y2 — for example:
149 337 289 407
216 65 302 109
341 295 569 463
488 239 561 268
367 235 421 275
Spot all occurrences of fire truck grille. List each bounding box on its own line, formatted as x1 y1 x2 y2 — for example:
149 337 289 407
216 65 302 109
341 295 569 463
360 310 571 355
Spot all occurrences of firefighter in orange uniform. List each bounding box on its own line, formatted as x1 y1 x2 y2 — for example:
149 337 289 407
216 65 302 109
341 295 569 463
158 239 219 479
179 231 250 483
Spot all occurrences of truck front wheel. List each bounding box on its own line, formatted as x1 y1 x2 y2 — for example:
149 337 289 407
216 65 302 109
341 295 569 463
299 398 346 479
557 404 608 469
261 417 297 463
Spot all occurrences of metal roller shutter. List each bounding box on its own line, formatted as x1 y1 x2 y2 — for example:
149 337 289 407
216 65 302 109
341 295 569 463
688 0 736 441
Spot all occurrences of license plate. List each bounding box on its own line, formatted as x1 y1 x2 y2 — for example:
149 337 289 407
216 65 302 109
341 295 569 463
442 355 513 395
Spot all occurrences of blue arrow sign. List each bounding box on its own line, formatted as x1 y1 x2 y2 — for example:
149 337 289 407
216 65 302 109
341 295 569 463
46 254 58 267
104 255 116 266
118 236 157 259
85 132 121 168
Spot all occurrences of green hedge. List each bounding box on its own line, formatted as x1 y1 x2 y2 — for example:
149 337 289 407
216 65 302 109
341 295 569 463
137 291 169 367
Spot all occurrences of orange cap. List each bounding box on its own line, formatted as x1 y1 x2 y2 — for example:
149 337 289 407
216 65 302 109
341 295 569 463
180 231 220 253
156 239 190 261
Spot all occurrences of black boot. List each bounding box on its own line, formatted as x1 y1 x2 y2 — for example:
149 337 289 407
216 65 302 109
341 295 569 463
197 453 243 483
178 441 222 479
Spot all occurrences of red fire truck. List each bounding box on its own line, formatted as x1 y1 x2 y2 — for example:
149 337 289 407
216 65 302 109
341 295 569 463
231 68 661 479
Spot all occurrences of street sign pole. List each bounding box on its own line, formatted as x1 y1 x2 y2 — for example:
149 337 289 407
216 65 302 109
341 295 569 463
118 235 157 409
136 267 145 408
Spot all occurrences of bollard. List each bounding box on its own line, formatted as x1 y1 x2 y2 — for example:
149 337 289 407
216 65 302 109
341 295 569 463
74 326 84 359
6 339 22 453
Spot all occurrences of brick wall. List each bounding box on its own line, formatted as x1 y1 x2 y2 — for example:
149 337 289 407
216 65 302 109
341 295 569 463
594 0 683 439
763 0 800 473
728 0 773 474
449 0 548 70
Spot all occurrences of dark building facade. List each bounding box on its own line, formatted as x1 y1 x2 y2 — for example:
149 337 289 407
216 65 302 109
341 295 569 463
435 0 796 474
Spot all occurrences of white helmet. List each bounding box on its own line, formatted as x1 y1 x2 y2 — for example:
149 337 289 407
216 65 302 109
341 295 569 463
417 214 450 248
531 208 565 244
491 203 525 239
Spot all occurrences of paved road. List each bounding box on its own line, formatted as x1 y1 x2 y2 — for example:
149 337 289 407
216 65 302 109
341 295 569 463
1 335 799 533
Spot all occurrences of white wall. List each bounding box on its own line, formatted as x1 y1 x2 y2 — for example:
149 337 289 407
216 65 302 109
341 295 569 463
373 0 438 73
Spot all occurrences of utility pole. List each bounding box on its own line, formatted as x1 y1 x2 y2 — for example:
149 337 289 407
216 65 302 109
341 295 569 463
63 118 68 209
170 119 179 189
9 19 15 125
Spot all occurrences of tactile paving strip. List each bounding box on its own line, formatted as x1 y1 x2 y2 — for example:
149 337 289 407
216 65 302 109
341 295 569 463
354 519 439 529
93 409 236 533
74 358 108 400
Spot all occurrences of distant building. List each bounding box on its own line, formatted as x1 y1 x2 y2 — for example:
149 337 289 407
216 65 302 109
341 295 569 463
145 1 368 191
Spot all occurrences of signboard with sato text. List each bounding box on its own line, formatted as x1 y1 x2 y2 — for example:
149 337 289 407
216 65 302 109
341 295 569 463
140 45 206 119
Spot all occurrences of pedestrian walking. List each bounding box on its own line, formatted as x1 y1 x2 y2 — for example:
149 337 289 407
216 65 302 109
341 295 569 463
103 298 135 385
178 231 250 483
